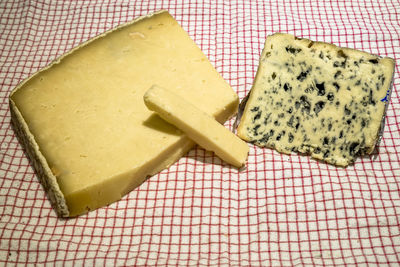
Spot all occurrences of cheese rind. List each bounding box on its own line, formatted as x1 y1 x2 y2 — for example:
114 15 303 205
144 86 249 167
10 101 69 216
237 33 394 166
10 10 238 216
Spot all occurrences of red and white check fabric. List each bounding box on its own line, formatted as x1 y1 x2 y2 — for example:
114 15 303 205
1 0 399 265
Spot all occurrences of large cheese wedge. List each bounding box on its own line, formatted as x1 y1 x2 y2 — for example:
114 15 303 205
9 10 239 217
144 85 249 167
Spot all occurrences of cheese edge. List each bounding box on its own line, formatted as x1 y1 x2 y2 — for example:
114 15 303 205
10 98 69 217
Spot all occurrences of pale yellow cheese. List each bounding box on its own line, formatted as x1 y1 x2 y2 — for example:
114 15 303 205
144 86 249 167
9 10 238 217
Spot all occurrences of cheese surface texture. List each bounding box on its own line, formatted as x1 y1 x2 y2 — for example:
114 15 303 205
237 33 394 166
10 11 238 217
144 86 249 167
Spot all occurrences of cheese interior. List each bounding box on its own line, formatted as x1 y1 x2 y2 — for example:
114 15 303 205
144 85 249 167
10 11 238 216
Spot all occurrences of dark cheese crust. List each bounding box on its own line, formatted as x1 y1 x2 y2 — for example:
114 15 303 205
10 99 69 217
237 33 395 166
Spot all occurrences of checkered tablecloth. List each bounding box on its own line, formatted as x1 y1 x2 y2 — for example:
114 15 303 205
1 0 399 265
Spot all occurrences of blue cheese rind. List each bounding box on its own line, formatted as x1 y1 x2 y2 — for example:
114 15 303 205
237 33 395 166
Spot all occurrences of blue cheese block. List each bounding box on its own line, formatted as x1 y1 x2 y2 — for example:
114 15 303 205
237 33 394 166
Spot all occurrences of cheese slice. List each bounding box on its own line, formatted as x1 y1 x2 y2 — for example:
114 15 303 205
144 85 249 167
237 33 394 166
9 10 238 217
